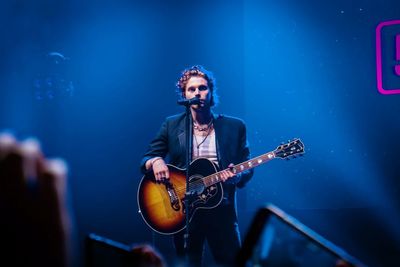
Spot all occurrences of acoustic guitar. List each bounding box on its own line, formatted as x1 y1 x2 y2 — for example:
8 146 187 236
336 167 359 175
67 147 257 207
137 138 305 235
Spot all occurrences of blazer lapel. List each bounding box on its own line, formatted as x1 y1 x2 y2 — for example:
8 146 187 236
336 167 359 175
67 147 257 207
177 115 187 155
212 113 223 167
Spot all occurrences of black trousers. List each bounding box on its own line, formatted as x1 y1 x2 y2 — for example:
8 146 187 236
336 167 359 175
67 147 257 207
173 204 241 267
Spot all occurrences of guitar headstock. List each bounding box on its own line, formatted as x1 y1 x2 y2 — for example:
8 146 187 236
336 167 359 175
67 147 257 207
274 138 305 159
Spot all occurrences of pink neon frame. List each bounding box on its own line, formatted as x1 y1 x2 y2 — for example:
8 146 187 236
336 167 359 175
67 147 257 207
376 19 400 95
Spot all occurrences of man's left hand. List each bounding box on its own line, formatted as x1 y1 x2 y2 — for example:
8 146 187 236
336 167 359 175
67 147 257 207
220 163 236 182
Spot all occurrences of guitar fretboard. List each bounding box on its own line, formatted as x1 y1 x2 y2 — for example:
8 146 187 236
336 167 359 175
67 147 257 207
202 151 276 187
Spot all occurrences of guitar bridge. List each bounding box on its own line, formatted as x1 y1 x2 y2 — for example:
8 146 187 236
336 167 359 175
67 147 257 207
164 181 180 211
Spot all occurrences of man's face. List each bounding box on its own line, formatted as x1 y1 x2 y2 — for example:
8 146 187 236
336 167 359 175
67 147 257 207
184 76 211 110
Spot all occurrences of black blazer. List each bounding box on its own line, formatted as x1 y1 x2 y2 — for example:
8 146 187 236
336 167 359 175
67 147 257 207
140 112 253 188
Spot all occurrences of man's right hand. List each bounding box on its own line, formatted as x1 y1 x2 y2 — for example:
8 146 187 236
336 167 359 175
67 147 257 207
147 157 169 181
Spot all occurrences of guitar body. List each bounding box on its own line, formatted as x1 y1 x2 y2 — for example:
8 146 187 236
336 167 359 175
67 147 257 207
137 158 223 235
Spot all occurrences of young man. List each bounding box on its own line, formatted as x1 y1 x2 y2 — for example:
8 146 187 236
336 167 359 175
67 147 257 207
140 65 253 266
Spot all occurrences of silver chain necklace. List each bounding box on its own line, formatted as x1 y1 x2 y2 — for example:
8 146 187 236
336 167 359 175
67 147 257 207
193 119 213 132
194 124 213 150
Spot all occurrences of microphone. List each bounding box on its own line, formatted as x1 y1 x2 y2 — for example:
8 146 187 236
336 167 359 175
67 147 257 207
177 96 201 106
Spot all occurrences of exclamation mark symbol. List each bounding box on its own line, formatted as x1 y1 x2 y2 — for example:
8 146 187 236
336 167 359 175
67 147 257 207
395 34 400 76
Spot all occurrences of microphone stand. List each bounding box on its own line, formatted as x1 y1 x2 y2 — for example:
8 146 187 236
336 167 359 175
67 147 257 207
177 97 200 260
184 101 192 257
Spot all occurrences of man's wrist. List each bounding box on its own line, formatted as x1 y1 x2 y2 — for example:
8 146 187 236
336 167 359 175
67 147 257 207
147 157 162 169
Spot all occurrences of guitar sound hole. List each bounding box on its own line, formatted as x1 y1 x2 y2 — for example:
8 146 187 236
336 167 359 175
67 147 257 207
188 175 205 195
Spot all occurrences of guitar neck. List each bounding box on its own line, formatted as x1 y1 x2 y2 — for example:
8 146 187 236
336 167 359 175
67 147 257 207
203 151 276 187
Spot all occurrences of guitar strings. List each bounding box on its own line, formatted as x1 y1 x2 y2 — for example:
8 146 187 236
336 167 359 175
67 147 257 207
172 156 263 195
172 175 213 195
169 144 301 195
173 179 207 195
172 169 228 195
170 161 254 195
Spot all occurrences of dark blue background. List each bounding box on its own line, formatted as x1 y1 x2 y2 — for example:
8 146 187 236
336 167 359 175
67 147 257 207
1 0 399 266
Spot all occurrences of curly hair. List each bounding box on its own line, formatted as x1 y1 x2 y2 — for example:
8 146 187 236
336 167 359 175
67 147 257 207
176 65 219 107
